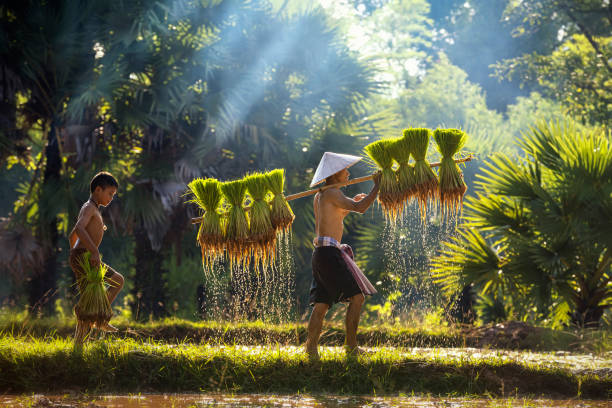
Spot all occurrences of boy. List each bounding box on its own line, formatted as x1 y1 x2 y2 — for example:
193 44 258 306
69 171 124 342
305 152 380 358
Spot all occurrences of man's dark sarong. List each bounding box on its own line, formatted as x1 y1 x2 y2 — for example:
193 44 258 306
309 246 362 307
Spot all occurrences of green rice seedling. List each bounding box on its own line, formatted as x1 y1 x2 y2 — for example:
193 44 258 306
388 135 416 213
433 128 468 216
404 128 438 220
266 169 295 234
74 252 114 328
187 178 225 269
246 172 276 268
220 179 250 268
364 139 401 221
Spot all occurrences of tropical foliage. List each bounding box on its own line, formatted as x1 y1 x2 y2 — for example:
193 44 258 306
493 0 612 126
1 0 609 329
432 122 612 327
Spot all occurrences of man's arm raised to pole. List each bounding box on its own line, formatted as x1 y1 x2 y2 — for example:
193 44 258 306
328 172 381 214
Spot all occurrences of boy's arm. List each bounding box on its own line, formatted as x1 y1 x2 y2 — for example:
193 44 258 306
71 205 100 260
68 229 78 249
328 173 381 214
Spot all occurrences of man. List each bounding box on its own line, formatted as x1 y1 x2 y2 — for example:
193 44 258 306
305 152 380 358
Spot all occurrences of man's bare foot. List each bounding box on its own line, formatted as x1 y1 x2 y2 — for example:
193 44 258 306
98 322 119 332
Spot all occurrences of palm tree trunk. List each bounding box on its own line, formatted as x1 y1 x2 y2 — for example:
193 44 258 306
29 121 60 315
131 225 167 320
571 278 605 328
571 306 604 328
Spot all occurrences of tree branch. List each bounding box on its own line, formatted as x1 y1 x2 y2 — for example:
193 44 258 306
560 2 612 75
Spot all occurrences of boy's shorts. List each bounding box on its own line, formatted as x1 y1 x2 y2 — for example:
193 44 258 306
69 248 120 292
309 246 361 307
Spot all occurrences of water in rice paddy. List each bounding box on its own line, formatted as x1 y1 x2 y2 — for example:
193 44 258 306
3 394 609 407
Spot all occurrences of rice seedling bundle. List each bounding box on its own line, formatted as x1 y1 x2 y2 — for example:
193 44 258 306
220 179 250 267
245 172 276 267
388 135 416 211
433 128 468 216
266 169 295 234
187 178 225 268
364 139 401 221
404 128 438 220
74 252 113 327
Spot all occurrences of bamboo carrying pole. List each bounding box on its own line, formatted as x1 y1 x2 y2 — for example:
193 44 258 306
191 155 473 224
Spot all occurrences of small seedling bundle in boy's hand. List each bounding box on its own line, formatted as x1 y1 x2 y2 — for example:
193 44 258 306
188 178 225 269
246 172 276 268
404 128 439 220
364 139 401 221
74 252 114 330
433 128 468 216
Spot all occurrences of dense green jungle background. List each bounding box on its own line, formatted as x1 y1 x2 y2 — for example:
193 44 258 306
1 0 610 331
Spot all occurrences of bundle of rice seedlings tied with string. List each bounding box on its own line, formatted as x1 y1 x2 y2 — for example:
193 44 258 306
74 252 114 329
220 179 250 268
433 128 468 216
187 178 225 268
404 128 438 220
246 172 276 268
266 169 295 234
364 139 401 221
388 135 416 213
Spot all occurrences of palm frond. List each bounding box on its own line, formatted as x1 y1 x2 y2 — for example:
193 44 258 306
431 228 506 298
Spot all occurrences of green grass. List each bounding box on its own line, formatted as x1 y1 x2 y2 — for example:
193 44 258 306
0 316 609 353
0 317 460 348
0 336 609 397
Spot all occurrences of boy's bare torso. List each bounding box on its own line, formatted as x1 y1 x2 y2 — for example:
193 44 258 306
69 201 106 250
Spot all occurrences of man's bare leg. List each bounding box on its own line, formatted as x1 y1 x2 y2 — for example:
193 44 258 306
98 270 124 332
345 293 364 353
305 302 329 358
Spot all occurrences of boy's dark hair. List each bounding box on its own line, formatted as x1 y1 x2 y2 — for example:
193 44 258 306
90 171 118 193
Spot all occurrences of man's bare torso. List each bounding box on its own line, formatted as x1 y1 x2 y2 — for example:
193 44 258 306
314 189 349 242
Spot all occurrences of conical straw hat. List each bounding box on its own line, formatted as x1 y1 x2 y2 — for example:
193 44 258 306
310 152 362 187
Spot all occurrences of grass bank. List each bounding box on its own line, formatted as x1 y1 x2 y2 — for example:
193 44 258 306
0 336 609 398
1 316 606 352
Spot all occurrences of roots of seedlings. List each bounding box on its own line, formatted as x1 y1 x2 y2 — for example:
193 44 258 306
221 180 250 269
413 160 439 220
270 195 295 234
433 128 468 217
438 157 467 216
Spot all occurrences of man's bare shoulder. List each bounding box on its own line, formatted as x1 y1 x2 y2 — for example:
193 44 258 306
321 188 348 206
321 188 344 198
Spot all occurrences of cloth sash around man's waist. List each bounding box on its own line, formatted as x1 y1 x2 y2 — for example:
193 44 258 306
313 236 377 295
